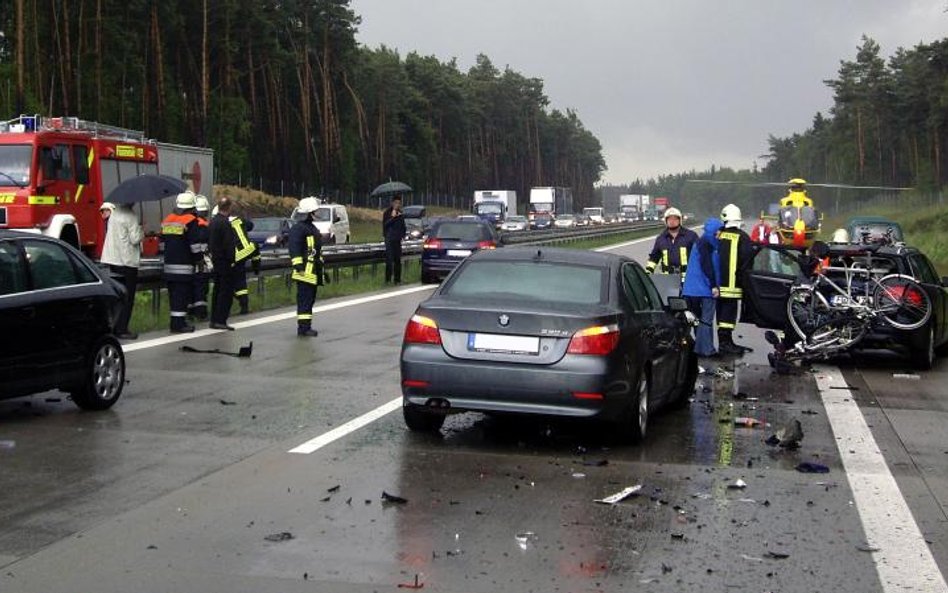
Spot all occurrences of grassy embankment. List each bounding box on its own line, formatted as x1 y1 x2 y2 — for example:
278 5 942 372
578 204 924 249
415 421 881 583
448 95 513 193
127 188 657 334
820 193 948 273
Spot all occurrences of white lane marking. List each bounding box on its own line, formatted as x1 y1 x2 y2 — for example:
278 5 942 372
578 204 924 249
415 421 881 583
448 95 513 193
123 285 435 352
288 397 402 454
594 234 655 252
814 365 948 593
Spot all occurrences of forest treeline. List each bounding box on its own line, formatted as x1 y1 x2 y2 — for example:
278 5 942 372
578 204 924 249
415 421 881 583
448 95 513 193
601 35 948 216
0 0 605 206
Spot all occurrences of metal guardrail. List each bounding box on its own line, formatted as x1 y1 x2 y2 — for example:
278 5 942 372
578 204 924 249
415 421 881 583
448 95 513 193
135 221 663 288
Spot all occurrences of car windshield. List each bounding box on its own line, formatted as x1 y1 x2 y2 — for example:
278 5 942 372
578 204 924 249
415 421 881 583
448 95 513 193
444 261 605 305
253 218 283 232
313 208 333 222
475 203 503 215
559 214 575 220
0 145 32 186
433 223 490 241
403 205 425 218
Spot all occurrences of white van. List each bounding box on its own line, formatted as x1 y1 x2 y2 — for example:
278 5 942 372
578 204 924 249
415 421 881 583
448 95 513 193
313 204 350 244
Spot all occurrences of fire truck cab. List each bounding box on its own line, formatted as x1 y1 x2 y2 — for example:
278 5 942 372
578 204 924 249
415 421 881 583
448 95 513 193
0 115 212 258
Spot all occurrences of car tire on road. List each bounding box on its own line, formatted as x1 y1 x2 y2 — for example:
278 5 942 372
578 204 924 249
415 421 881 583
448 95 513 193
615 368 649 444
70 337 125 411
912 324 936 371
403 401 446 432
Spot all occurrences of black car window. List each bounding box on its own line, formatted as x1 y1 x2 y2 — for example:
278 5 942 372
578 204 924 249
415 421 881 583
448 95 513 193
434 223 490 241
909 254 938 284
752 247 800 276
0 241 27 295
69 250 99 284
634 265 663 310
23 240 80 290
621 263 649 311
444 261 605 305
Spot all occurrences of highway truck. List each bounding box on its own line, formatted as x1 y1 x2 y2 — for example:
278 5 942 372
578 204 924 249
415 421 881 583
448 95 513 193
528 187 573 221
619 194 649 220
0 114 214 257
473 190 517 227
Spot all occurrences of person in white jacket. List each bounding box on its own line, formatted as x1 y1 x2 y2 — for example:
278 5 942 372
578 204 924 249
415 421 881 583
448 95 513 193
100 202 144 340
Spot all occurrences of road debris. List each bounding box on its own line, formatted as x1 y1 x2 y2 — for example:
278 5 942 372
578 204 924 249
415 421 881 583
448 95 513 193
179 342 253 358
764 551 790 559
766 419 803 449
795 462 830 474
727 479 748 490
327 485 341 493
582 459 609 467
381 491 408 504
892 373 921 380
219 399 237 406
572 472 586 479
857 543 881 553
397 574 424 589
0 440 15 450
715 368 734 380
515 532 539 550
595 485 643 505
801 409 819 415
734 417 761 427
264 532 294 542
741 554 764 562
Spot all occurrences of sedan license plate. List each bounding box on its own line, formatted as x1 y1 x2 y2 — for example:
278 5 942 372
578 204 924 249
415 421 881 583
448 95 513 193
468 333 540 355
447 249 471 257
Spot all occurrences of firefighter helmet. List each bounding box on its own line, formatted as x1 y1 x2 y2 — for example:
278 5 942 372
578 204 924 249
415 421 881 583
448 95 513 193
175 191 196 209
721 203 742 226
194 194 210 213
663 207 682 221
830 228 850 244
297 197 320 214
99 202 116 212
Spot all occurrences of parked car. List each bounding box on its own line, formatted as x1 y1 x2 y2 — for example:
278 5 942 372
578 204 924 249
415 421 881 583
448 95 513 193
0 230 126 410
421 219 500 284
576 214 592 227
247 216 292 250
742 242 948 370
501 215 529 232
313 203 350 245
401 247 697 442
531 214 554 230
846 216 905 245
404 205 427 239
553 214 577 229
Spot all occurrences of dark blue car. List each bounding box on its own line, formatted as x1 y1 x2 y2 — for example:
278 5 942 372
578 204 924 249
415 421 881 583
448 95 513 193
421 220 499 284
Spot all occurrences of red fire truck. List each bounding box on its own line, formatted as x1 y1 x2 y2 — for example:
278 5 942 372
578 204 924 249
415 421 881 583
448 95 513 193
0 115 213 257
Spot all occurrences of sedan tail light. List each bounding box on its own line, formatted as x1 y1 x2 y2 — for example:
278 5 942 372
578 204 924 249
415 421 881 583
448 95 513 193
477 240 496 250
567 324 620 355
424 239 443 250
404 314 442 345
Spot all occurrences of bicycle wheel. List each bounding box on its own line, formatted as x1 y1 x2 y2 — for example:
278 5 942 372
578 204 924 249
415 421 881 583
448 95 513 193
873 274 931 330
786 286 830 341
806 315 868 351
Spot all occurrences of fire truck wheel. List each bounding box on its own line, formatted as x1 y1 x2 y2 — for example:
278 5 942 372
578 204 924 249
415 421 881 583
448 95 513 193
70 337 125 411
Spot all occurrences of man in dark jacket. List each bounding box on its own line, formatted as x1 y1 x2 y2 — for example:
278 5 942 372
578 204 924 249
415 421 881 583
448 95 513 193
160 192 203 333
289 197 323 337
208 197 237 330
382 195 407 284
645 207 698 280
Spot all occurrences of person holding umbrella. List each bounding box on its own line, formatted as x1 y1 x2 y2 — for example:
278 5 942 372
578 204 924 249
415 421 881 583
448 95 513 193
382 195 406 284
100 201 143 340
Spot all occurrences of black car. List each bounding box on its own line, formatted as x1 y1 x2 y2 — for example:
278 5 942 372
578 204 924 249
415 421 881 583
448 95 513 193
247 217 292 250
531 214 553 230
421 219 500 284
743 242 948 369
0 231 126 409
401 247 697 442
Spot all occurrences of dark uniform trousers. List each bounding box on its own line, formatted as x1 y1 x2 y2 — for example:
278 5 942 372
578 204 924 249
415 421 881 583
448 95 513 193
385 238 402 283
211 261 236 325
232 261 249 313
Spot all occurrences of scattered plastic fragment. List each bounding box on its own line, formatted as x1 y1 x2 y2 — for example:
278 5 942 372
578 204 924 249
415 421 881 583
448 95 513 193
219 399 237 406
671 533 685 540
734 417 761 427
765 551 790 559
796 462 830 474
892 373 920 380
727 479 748 490
801 409 819 415
582 459 609 467
857 543 881 553
319 496 331 502
382 491 408 504
662 563 673 574
715 368 734 379
595 484 643 504
264 532 294 542
741 554 763 562
327 485 340 493
180 342 253 358
515 532 539 550
767 419 803 449
738 498 757 504
572 472 586 479
146 545 157 550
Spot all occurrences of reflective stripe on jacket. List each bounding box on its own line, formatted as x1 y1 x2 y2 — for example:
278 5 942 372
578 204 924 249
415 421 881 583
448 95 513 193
232 217 259 263
646 228 698 275
288 220 321 285
718 227 754 299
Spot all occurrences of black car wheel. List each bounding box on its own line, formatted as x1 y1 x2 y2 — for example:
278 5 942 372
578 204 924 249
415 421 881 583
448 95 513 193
403 401 445 432
912 324 936 371
71 337 125 410
614 368 649 444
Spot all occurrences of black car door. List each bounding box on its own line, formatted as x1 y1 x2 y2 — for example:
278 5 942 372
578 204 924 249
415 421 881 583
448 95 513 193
620 262 679 402
0 239 47 398
741 246 806 329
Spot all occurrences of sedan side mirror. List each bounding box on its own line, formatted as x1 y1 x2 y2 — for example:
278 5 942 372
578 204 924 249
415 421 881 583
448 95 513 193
666 296 689 312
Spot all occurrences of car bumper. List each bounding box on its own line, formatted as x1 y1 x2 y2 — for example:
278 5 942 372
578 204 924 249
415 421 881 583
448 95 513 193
422 257 466 276
400 344 630 419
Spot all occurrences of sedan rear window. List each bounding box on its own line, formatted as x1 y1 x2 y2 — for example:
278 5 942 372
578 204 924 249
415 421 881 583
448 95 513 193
444 261 605 305
434 223 491 241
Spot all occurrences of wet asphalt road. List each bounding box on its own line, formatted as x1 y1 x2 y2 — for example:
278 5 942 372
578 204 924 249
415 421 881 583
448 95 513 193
0 238 946 592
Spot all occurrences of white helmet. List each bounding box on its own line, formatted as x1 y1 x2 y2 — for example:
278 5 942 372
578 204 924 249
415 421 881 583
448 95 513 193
211 205 219 217
175 191 196 209
721 203 742 227
194 194 210 212
297 197 320 214
663 207 682 221
830 228 850 244
99 202 116 212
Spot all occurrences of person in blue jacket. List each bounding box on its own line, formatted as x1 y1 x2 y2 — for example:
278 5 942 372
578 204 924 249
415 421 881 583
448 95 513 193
682 217 724 357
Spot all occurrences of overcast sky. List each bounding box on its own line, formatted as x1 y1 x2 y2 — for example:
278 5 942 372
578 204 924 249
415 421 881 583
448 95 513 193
349 0 947 183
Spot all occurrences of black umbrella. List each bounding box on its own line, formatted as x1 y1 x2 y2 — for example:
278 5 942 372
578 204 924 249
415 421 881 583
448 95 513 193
105 174 188 204
370 180 412 197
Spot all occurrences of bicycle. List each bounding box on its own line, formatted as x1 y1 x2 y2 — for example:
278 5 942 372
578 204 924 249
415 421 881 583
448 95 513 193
779 246 931 361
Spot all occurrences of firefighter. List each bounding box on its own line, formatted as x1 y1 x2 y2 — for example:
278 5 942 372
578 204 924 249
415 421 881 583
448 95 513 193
189 194 212 321
288 197 323 337
645 207 698 279
717 203 756 355
230 211 261 315
160 191 203 333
